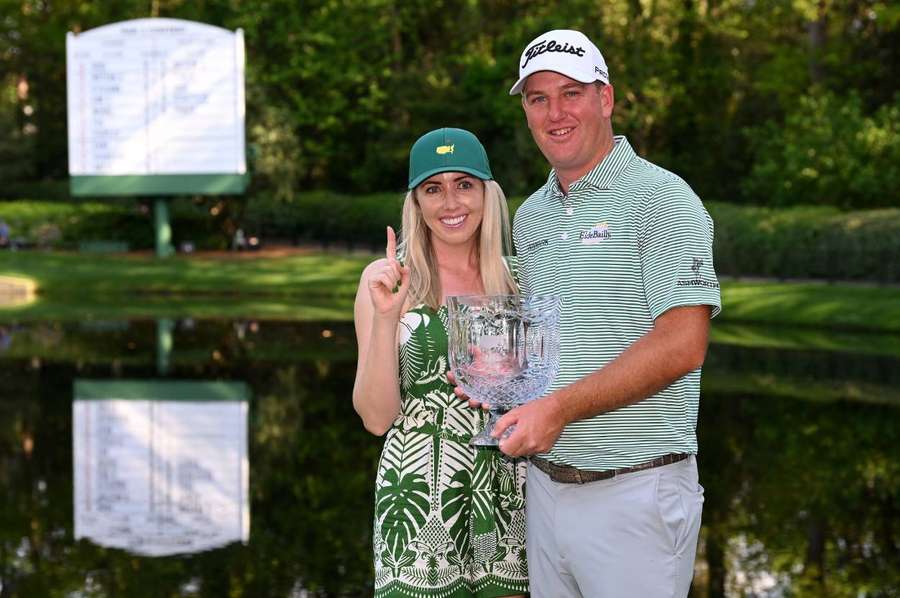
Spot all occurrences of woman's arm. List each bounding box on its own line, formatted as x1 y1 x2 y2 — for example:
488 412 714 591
352 227 410 435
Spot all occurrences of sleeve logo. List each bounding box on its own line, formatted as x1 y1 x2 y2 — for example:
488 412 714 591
677 256 719 288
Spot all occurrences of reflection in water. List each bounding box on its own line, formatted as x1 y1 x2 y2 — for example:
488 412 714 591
0 318 895 596
73 381 249 556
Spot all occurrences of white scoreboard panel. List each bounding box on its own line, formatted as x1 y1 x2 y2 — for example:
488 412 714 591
67 18 245 178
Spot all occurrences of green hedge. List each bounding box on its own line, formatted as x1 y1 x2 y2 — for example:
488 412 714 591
0 200 149 248
0 198 230 250
0 191 404 251
242 191 403 250
2 194 898 283
243 195 900 282
707 202 900 283
0 180 71 202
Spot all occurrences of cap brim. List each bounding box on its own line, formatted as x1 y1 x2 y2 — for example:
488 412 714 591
508 77 527 95
408 166 493 190
508 68 604 95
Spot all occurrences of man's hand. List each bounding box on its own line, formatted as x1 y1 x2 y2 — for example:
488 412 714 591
493 394 567 457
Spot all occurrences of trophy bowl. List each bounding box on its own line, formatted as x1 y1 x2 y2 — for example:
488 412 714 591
447 294 560 446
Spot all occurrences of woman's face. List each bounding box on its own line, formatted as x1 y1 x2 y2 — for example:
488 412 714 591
415 172 485 249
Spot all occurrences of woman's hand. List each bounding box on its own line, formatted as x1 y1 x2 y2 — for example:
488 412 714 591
368 226 411 319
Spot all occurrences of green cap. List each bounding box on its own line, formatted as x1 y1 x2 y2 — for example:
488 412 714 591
408 127 493 190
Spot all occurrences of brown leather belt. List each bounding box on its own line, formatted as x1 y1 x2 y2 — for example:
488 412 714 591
531 453 690 484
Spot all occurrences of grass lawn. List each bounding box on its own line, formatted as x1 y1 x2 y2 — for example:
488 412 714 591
719 280 900 333
2 251 900 342
0 249 369 297
0 249 368 320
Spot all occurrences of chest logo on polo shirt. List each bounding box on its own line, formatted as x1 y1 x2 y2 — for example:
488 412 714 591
579 221 611 245
524 238 550 253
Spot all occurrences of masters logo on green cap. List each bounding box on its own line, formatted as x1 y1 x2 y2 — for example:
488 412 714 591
408 127 493 190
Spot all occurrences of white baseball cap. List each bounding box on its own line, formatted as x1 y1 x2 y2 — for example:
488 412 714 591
509 29 610 95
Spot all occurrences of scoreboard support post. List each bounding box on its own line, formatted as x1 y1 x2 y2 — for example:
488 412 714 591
153 198 174 258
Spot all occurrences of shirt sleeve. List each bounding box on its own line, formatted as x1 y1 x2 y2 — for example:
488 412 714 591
638 179 722 320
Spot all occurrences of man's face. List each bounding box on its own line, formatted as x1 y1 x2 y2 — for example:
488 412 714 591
521 71 614 180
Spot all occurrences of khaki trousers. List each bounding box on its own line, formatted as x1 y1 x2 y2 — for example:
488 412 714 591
526 455 703 597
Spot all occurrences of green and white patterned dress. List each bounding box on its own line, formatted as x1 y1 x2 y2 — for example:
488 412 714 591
373 304 529 597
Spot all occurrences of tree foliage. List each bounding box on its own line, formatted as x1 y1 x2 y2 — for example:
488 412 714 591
743 91 900 209
0 0 897 206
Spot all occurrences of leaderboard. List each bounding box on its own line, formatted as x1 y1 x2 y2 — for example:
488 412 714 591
66 18 245 177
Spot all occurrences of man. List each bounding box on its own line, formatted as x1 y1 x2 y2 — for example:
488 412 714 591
475 30 721 596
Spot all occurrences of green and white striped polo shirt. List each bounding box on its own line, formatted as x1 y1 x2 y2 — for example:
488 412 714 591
513 136 721 470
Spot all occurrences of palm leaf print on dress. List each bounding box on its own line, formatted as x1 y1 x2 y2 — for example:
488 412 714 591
440 468 472 562
376 467 430 567
399 310 429 390
376 425 431 566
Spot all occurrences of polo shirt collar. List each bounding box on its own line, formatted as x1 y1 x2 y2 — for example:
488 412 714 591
546 135 636 201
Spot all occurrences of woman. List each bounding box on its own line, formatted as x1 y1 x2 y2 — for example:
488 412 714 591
353 128 528 597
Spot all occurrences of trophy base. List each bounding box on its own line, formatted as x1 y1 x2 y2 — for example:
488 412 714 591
469 409 512 447
469 427 500 447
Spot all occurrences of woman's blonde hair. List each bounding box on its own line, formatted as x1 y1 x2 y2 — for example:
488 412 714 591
398 179 517 310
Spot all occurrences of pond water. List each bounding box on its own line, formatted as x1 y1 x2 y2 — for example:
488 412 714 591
0 318 897 597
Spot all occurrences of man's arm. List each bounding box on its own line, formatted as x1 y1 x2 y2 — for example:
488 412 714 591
493 304 711 457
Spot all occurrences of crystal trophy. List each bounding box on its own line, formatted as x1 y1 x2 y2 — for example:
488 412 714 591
447 294 560 446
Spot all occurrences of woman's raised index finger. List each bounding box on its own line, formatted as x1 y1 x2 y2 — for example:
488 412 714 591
385 226 397 261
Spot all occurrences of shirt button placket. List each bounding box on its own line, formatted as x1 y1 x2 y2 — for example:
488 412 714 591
554 197 567 286
557 197 578 280
557 202 569 241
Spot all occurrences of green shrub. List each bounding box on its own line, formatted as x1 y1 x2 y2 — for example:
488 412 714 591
708 202 900 282
742 92 900 209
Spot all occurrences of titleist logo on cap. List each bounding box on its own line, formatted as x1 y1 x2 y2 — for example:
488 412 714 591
521 39 586 69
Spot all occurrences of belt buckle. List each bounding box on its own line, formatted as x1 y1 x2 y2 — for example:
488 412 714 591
572 468 583 484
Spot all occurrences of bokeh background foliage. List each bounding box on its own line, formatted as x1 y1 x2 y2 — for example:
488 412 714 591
1 0 897 204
